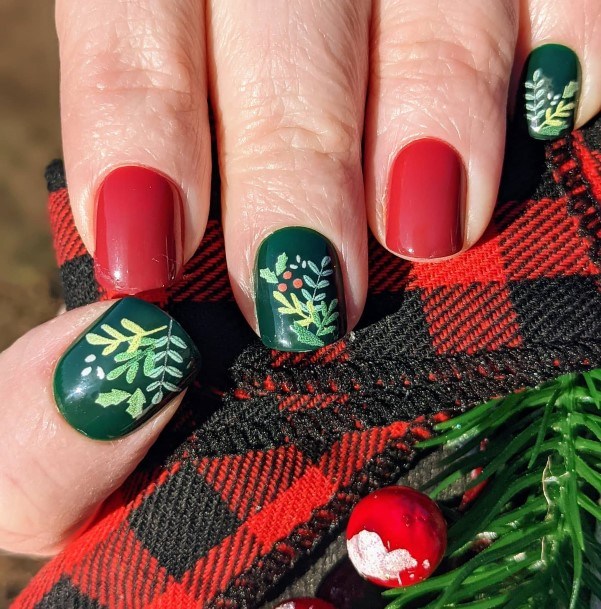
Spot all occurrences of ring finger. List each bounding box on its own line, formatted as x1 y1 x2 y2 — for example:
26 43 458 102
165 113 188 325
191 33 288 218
365 0 518 260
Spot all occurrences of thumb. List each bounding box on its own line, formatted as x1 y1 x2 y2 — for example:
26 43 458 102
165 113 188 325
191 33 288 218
0 298 200 555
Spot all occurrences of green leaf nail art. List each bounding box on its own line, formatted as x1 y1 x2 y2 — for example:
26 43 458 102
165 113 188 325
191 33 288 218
259 253 339 349
525 70 579 137
259 268 278 284
95 389 132 407
255 228 346 352
125 388 146 419
523 44 581 141
275 253 288 275
54 297 201 440
86 318 167 356
82 317 189 420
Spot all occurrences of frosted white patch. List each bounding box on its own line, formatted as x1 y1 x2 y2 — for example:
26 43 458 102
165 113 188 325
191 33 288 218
422 559 430 570
476 531 498 542
81 367 92 377
347 530 417 582
276 604 295 609
96 366 105 379
85 354 96 363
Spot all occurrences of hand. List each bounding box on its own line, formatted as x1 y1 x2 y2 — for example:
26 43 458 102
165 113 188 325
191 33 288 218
54 0 601 354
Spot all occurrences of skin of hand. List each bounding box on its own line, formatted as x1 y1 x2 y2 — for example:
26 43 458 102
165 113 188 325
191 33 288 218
0 0 600 555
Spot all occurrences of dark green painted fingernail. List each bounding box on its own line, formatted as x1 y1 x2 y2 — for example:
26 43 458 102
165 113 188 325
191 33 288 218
53 297 200 440
255 227 347 352
522 43 581 141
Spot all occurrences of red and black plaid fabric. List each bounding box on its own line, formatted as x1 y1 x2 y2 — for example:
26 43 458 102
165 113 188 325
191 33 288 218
14 118 601 609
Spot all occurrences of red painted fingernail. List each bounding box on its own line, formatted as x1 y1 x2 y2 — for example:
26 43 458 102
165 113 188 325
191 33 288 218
386 139 464 259
94 166 184 296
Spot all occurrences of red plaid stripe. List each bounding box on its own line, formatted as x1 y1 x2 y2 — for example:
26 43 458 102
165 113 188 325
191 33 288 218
170 221 233 303
48 188 87 266
421 283 522 355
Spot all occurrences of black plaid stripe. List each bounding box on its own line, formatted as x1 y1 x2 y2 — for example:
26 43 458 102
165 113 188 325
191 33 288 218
60 255 99 310
35 577 105 609
508 277 601 343
128 462 242 580
359 288 436 357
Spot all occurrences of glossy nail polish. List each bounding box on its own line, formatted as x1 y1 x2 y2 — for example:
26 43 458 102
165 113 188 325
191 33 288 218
255 227 346 352
386 138 464 259
54 297 200 440
94 166 184 296
522 44 581 141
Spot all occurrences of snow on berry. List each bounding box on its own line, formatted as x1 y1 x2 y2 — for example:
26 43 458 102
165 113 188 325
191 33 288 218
347 530 418 581
346 486 447 588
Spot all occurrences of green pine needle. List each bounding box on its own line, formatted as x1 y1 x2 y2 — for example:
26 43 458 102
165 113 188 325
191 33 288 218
384 370 601 609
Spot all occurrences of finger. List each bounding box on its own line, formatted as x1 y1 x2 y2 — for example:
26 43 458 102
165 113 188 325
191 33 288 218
515 0 601 140
0 298 200 555
365 0 518 260
208 0 370 352
55 0 210 296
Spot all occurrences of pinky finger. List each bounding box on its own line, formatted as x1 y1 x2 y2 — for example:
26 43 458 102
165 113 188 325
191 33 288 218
516 0 601 140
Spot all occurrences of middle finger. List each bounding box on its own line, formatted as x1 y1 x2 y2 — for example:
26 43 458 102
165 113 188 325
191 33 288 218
208 0 370 352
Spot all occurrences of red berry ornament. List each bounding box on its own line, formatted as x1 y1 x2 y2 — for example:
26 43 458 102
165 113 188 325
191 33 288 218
293 278 303 288
283 271 293 279
346 486 447 588
274 599 336 609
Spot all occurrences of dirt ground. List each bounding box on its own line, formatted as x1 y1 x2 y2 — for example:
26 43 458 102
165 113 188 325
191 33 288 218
0 0 62 605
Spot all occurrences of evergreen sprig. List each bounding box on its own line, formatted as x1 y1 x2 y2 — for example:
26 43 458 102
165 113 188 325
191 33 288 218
384 369 601 609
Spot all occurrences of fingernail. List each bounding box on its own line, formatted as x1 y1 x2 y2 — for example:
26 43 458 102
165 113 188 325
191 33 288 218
522 43 581 141
54 297 200 440
386 138 464 259
94 166 184 296
255 227 347 352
